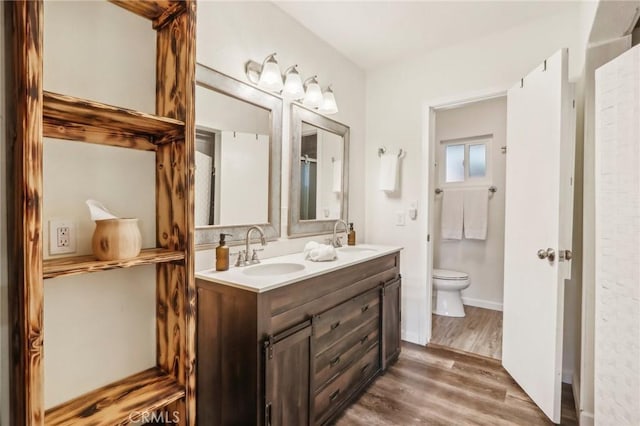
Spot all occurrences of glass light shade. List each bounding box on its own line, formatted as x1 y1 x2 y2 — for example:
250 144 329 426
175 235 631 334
319 89 338 114
283 69 305 100
258 59 283 92
303 80 323 108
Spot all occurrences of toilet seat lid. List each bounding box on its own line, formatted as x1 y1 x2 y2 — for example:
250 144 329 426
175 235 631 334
433 269 469 280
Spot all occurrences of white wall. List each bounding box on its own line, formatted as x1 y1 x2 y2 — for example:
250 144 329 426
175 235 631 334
365 6 595 346
42 2 157 408
195 1 365 267
433 97 507 311
594 44 640 426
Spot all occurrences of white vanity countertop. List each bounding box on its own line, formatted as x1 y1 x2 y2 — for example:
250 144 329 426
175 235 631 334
195 244 403 293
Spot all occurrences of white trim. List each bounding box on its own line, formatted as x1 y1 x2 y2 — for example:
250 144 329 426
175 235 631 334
579 410 594 426
402 330 423 345
462 297 503 311
420 85 509 350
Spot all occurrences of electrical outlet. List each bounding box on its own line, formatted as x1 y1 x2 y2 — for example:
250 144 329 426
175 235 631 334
49 219 76 255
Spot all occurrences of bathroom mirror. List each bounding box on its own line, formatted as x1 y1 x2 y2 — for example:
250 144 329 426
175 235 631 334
289 104 349 237
195 63 282 245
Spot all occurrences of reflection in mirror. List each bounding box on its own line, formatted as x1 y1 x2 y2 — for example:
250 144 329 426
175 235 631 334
195 85 270 227
194 64 282 246
299 123 343 221
289 104 349 237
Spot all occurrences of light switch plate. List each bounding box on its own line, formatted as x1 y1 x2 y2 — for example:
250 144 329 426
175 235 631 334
49 219 76 255
395 210 406 226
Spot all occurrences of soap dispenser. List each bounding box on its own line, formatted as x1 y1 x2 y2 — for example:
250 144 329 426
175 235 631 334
347 223 356 246
216 233 233 271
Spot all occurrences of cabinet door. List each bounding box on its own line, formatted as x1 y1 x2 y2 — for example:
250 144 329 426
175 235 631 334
381 278 401 370
264 321 314 426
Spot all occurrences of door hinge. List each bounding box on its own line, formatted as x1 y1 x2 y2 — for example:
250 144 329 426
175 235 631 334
265 402 272 426
265 336 274 360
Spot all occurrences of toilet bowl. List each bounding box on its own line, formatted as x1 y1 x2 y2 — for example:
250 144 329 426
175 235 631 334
433 269 470 317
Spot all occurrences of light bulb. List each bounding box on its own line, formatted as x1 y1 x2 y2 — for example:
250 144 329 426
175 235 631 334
282 66 305 100
319 87 338 114
303 76 323 108
258 54 283 92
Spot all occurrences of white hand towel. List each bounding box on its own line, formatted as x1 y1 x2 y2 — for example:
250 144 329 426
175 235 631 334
378 153 399 192
332 159 342 193
464 189 489 240
303 241 337 262
441 190 463 240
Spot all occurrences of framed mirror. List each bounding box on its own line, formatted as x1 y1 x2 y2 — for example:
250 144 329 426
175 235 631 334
289 104 349 237
195 63 282 245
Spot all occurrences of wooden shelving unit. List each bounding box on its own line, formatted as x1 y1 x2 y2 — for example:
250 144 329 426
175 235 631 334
43 91 185 150
43 248 185 279
7 0 196 424
44 367 185 426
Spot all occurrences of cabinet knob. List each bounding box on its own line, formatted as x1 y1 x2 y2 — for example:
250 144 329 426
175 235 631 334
330 356 341 367
329 389 341 402
330 321 341 330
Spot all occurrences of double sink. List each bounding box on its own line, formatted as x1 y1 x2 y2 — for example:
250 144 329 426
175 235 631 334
196 244 401 293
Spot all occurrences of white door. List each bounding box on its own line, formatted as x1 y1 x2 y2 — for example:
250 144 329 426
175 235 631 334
503 48 575 423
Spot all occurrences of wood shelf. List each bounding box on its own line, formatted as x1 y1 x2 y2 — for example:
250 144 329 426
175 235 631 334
44 367 185 426
43 91 185 151
43 248 185 279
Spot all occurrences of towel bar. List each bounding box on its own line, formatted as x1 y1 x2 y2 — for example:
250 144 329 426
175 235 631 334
435 186 497 195
378 146 405 158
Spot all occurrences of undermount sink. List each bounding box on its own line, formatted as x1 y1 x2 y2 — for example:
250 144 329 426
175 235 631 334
338 247 378 254
242 262 306 276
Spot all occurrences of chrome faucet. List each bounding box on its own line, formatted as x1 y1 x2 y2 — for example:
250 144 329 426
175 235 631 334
332 219 349 248
245 225 267 264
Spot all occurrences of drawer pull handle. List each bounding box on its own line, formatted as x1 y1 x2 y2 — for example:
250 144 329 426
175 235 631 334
360 335 369 345
330 356 341 367
330 321 341 330
361 363 371 375
329 389 341 402
361 304 370 313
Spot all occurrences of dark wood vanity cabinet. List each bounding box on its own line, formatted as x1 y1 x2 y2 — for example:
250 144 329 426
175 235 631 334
382 277 402 369
196 252 401 426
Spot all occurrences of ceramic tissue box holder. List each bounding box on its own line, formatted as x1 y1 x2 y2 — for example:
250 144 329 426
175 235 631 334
91 218 142 261
86 199 142 261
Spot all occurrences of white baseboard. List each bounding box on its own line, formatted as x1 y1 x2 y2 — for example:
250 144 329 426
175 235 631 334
462 297 503 311
402 330 423 345
580 410 594 426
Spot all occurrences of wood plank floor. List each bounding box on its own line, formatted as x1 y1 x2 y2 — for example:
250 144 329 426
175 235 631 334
334 343 577 426
431 306 503 359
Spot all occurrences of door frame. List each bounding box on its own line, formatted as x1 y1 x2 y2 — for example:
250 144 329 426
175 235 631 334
418 85 509 345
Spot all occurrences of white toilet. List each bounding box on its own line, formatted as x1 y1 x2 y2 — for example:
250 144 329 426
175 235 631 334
433 269 470 317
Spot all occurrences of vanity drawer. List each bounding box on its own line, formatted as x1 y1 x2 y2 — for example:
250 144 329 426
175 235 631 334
314 288 380 353
315 317 379 388
314 344 379 424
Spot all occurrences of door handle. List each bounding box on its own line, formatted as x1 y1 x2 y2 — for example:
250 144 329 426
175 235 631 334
537 248 555 262
559 249 573 262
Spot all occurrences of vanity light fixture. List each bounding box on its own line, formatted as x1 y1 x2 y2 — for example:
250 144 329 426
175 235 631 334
282 65 305 100
245 53 284 92
318 85 339 114
303 76 323 108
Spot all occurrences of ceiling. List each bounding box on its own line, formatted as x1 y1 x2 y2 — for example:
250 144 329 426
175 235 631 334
274 1 584 70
